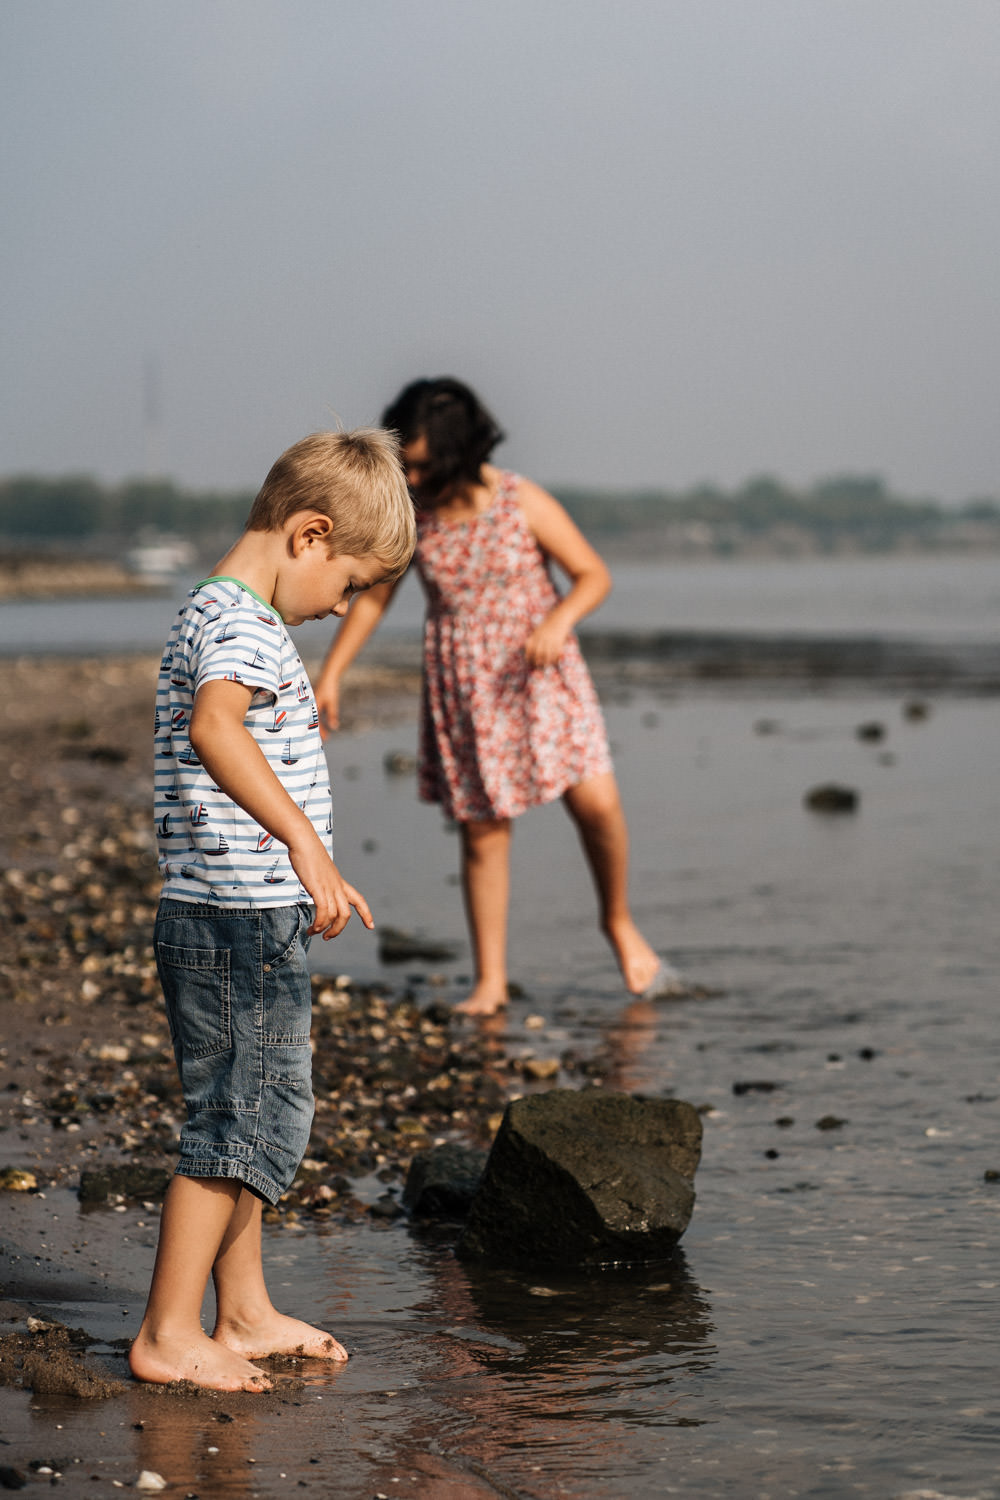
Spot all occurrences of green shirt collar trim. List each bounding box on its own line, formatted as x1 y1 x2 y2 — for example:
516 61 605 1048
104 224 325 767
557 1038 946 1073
194 576 279 618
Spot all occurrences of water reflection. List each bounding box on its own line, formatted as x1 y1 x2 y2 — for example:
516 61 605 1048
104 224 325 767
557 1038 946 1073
366 1235 716 1492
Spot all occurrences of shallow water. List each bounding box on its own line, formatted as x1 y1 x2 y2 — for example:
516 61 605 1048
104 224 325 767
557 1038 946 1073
5 684 999 1496
3 551 1000 654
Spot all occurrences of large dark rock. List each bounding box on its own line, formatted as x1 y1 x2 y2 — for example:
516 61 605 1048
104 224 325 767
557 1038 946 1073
457 1090 702 1268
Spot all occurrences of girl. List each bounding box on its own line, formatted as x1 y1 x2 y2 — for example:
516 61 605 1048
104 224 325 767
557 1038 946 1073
315 377 678 1015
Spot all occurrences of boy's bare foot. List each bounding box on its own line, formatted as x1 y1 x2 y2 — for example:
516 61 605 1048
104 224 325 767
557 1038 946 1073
214 1311 348 1362
129 1329 272 1391
454 982 509 1016
605 919 663 996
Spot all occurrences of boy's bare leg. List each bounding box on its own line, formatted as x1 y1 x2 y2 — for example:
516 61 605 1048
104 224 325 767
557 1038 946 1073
212 1187 347 1361
563 772 661 994
455 817 512 1015
129 1176 272 1391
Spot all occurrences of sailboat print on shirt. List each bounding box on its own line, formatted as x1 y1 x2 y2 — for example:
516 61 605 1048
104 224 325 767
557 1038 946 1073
171 709 188 732
282 739 298 766
190 803 208 827
202 832 230 857
242 647 267 670
256 831 274 853
158 812 174 838
177 743 200 765
263 859 286 884
268 709 288 734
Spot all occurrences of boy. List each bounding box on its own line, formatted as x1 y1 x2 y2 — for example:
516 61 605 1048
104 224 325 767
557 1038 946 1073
129 429 415 1392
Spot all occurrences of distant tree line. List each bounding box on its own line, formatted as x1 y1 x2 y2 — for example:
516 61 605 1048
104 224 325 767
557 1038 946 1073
1 470 998 556
0 476 251 546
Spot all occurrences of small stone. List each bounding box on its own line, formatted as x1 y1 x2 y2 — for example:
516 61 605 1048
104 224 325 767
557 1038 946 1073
369 1193 404 1220
0 1168 37 1192
805 783 859 814
856 721 885 742
94 1043 130 1062
521 1057 559 1081
135 1474 168 1493
815 1115 847 1131
383 750 417 776
378 927 460 964
983 1169 999 1183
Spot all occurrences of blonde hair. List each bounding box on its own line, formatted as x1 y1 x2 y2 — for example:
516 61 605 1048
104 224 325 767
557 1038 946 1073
246 428 415 578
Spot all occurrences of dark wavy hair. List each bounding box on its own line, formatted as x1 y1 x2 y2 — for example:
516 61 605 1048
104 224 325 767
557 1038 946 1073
381 377 505 503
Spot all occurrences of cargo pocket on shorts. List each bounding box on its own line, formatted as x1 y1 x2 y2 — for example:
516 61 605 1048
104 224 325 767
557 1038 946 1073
156 941 232 1058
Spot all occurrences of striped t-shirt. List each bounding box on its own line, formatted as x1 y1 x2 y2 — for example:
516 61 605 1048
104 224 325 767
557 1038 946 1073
154 577 332 907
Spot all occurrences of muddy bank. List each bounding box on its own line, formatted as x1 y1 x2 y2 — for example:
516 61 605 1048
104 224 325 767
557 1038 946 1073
578 625 1000 690
0 554 162 601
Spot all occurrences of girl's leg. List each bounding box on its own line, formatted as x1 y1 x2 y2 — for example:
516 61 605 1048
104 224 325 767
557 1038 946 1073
456 816 512 1015
562 771 661 994
129 1175 272 1391
211 1187 347 1361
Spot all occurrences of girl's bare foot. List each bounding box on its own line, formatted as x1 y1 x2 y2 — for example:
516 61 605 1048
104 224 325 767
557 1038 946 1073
605 919 663 995
214 1311 348 1362
454 982 509 1016
129 1329 272 1391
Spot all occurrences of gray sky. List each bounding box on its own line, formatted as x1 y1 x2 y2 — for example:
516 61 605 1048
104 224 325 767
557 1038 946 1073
3 0 999 501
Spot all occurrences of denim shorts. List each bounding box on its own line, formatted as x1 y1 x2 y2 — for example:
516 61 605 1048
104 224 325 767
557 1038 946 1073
154 899 314 1205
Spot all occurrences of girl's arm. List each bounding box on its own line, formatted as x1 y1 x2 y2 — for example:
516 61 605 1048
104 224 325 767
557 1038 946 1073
314 577 400 737
517 479 612 666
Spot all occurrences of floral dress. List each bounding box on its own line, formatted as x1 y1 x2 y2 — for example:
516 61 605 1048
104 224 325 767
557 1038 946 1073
414 471 613 822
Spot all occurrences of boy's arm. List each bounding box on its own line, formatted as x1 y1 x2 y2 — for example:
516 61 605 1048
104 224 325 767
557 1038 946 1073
314 578 399 738
188 679 373 940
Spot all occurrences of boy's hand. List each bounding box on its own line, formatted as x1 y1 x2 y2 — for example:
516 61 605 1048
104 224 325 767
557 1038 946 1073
288 836 374 939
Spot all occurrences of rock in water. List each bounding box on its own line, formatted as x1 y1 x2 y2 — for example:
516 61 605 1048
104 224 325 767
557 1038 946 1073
457 1090 702 1267
403 1143 489 1219
804 782 859 813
